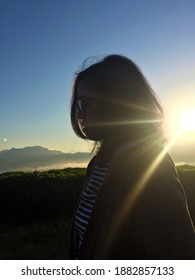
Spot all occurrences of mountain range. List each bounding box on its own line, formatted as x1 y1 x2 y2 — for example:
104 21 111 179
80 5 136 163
0 144 195 174
170 144 195 166
0 146 93 173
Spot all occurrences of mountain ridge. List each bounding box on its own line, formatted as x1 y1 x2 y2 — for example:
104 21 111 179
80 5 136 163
0 146 92 173
1 144 195 174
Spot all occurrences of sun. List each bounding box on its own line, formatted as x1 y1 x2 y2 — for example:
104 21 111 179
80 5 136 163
179 109 195 132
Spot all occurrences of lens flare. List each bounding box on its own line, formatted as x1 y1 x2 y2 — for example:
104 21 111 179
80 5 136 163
104 130 183 253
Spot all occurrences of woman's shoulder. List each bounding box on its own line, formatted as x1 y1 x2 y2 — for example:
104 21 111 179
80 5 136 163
109 141 165 171
107 141 186 205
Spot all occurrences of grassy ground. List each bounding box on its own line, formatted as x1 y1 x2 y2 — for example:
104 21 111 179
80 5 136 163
0 214 71 260
0 168 85 260
0 166 194 260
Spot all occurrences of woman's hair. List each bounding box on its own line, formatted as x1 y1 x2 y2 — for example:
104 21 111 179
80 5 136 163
71 54 165 154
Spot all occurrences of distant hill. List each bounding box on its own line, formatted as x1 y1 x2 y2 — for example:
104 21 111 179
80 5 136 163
170 144 195 165
1 144 195 174
0 146 93 173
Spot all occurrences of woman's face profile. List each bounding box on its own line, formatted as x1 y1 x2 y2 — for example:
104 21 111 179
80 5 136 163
76 80 112 141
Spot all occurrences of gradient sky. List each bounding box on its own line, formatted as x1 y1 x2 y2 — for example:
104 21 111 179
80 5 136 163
1 0 195 153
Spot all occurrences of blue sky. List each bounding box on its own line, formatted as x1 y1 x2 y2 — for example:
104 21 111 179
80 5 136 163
1 0 195 153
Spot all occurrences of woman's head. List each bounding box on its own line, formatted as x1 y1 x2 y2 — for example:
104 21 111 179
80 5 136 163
71 55 165 151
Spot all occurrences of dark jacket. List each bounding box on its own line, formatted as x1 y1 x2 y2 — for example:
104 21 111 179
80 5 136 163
70 141 195 259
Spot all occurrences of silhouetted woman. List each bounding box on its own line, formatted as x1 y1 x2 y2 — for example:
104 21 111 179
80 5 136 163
70 54 195 259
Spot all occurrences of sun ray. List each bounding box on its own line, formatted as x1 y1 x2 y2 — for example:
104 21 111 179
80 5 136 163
105 130 182 251
118 130 182 218
87 118 162 127
96 95 157 113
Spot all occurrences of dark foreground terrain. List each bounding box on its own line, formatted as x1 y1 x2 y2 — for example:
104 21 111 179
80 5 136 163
0 166 194 259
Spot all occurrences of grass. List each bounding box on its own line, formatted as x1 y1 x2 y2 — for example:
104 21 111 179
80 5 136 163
0 166 194 260
0 168 86 260
0 214 71 260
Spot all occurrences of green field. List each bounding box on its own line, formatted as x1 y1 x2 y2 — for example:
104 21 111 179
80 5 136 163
0 166 194 260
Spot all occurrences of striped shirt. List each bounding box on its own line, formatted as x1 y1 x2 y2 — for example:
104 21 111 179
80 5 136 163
74 162 110 259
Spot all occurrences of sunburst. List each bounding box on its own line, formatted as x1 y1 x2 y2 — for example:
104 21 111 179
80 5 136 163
179 109 195 132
